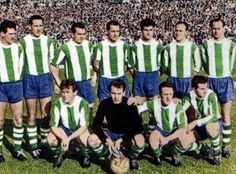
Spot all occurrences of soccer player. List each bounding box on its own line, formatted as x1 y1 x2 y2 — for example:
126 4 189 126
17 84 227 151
50 22 95 122
47 79 91 168
138 81 187 166
20 15 54 158
162 21 201 99
180 75 222 165
130 18 164 104
200 18 235 157
88 79 145 171
0 20 26 162
92 20 130 101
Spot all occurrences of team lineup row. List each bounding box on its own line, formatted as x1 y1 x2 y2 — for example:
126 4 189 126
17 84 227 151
0 15 234 173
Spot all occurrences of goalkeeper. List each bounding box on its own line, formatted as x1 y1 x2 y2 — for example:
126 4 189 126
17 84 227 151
88 79 145 171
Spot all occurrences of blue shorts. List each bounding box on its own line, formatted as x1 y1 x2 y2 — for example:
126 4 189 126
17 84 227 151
208 76 235 102
154 126 175 137
60 125 74 136
23 73 53 99
76 80 95 104
168 76 192 99
194 119 222 140
98 76 130 101
0 81 23 103
102 128 126 142
132 71 160 97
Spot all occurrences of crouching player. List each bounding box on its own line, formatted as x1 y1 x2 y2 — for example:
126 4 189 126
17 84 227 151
138 81 188 166
180 75 222 165
88 79 145 171
47 79 91 168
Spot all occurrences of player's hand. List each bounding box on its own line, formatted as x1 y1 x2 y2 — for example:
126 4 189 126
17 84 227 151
160 136 168 146
61 138 70 151
106 138 114 153
173 97 181 104
114 138 123 151
186 121 197 134
54 84 60 94
127 96 137 106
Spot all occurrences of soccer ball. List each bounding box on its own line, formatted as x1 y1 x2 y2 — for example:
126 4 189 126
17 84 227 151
110 155 130 174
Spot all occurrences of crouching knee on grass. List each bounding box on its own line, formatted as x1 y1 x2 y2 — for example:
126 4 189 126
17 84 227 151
47 79 91 168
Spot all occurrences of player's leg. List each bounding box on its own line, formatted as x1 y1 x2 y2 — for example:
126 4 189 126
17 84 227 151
0 102 7 163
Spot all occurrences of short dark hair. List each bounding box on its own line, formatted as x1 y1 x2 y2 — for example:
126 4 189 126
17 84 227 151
60 79 77 92
210 18 225 28
108 79 126 92
106 20 120 31
191 75 208 89
71 22 86 33
176 21 189 31
29 15 44 25
159 81 174 94
0 20 16 33
140 18 155 30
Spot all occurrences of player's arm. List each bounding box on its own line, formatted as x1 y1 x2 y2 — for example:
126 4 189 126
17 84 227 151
91 43 101 72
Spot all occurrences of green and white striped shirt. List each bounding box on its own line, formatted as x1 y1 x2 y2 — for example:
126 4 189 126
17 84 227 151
201 38 236 77
52 40 93 81
94 39 130 78
50 96 90 130
0 43 24 82
182 89 220 126
138 98 187 132
163 39 201 78
131 39 164 72
20 34 54 75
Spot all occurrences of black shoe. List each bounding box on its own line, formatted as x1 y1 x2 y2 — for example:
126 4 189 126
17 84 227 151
172 155 181 166
81 155 91 168
222 147 230 158
31 149 41 159
53 156 64 168
153 156 161 165
130 158 139 170
13 151 27 161
212 154 221 166
0 153 5 163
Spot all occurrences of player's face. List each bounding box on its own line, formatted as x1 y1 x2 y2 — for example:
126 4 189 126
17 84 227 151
1 28 16 45
175 24 187 42
160 87 174 106
211 21 224 40
110 86 124 104
142 26 154 41
30 19 44 37
72 27 87 44
107 25 120 43
61 86 77 105
194 83 208 98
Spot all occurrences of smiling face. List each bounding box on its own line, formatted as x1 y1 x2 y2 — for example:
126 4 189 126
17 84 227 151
107 24 120 43
72 27 87 44
211 21 224 41
1 28 16 45
30 19 44 37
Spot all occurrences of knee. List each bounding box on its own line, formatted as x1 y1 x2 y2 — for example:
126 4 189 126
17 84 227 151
88 134 101 148
13 117 23 126
79 130 90 145
47 133 58 146
28 116 36 125
133 134 145 148
149 131 160 146
206 122 219 137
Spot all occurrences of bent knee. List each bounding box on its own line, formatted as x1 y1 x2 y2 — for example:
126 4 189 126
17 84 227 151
88 134 101 148
133 134 145 147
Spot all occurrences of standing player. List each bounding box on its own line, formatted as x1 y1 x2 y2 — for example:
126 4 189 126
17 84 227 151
88 79 145 171
181 75 222 165
201 18 236 157
0 20 26 162
138 81 188 166
50 22 95 123
130 18 164 104
93 20 130 101
20 15 54 158
162 21 201 99
47 79 91 168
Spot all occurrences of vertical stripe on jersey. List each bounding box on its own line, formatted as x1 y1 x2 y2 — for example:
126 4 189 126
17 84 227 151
222 41 231 76
4 48 15 81
161 109 170 132
143 45 152 71
33 39 44 74
176 45 184 77
65 45 75 80
77 46 87 80
214 43 223 76
67 107 77 130
109 46 118 76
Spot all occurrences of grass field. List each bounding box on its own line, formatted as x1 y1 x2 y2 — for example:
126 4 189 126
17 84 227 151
0 72 236 174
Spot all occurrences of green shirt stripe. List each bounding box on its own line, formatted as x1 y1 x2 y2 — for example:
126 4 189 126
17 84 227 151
143 45 152 71
176 45 184 77
77 46 87 80
109 46 118 76
214 43 223 76
33 39 44 74
4 48 15 81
